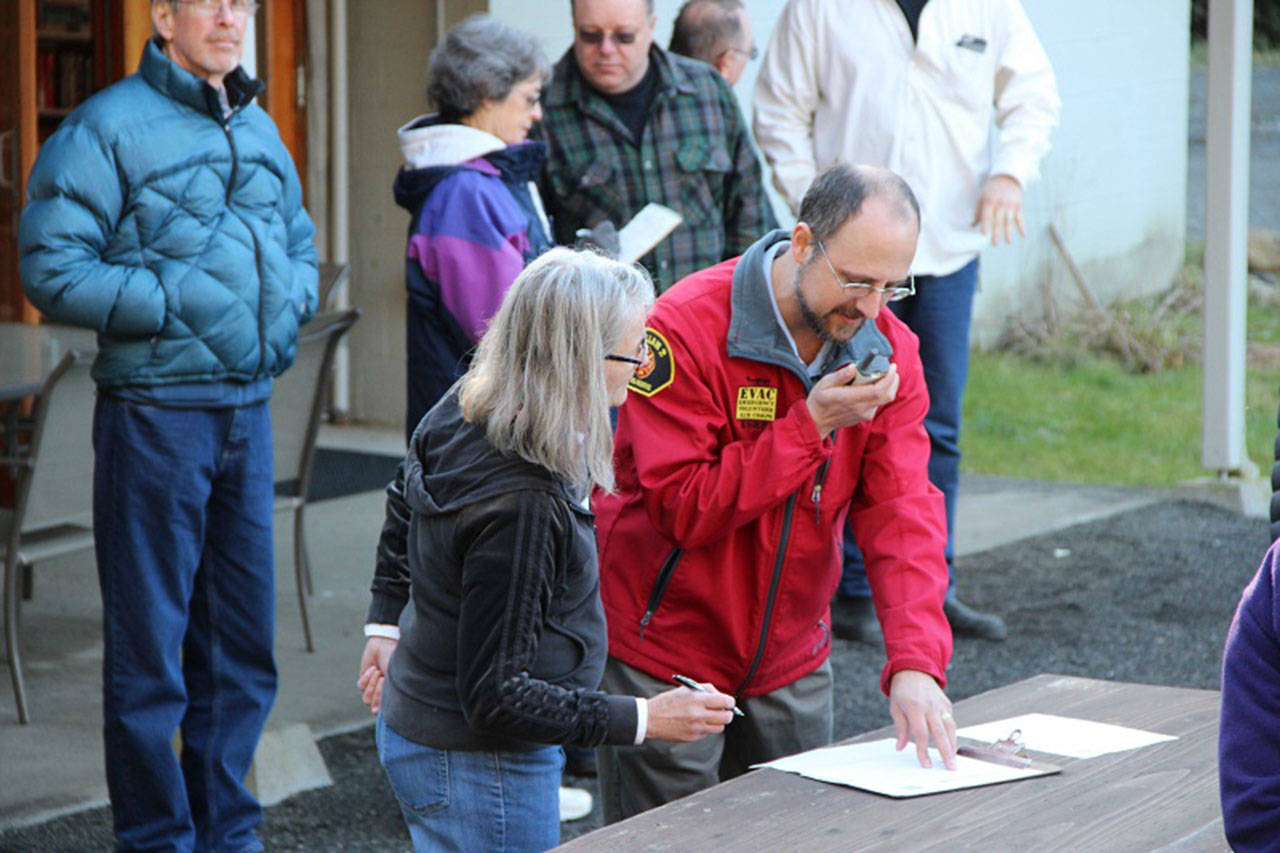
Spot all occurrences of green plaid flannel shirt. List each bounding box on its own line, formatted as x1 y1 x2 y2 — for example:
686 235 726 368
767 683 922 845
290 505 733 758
541 48 776 292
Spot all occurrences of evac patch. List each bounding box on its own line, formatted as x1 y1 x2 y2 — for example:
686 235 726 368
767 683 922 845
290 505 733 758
735 385 778 422
628 328 674 396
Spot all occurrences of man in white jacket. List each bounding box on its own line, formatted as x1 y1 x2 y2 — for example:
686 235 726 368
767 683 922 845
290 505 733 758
754 0 1060 642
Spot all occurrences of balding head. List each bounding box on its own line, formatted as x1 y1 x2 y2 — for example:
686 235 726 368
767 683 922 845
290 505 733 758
799 164 921 246
669 0 753 84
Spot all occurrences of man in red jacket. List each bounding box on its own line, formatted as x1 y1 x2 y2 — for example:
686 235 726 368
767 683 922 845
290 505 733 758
594 164 956 822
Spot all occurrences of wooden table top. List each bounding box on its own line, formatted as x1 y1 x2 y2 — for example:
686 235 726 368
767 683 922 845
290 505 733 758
560 674 1224 852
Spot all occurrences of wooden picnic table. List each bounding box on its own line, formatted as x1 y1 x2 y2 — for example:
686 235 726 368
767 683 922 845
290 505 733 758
560 674 1224 851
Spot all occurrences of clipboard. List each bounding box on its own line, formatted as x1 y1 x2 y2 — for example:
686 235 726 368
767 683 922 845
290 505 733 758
755 730 1060 799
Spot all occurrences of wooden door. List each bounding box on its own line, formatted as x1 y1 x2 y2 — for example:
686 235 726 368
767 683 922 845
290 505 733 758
1 0 38 323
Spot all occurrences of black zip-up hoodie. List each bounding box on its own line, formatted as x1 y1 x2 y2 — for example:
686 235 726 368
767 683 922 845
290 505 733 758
370 390 639 750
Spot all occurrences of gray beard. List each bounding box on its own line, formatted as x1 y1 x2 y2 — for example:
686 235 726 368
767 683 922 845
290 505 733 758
794 263 841 343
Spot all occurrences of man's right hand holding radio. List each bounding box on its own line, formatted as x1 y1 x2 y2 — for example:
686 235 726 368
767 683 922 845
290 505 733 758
807 362 899 437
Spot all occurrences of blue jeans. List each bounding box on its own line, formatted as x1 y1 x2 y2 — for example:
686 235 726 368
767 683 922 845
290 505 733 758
93 397 277 851
839 259 978 598
377 713 563 852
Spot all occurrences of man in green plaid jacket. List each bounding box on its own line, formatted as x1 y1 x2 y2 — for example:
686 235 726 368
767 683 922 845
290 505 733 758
541 0 776 292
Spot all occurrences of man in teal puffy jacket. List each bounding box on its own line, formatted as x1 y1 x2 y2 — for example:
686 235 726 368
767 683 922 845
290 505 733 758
18 2 317 848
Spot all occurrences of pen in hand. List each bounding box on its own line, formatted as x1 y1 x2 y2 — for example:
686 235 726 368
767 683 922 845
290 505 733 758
671 674 745 718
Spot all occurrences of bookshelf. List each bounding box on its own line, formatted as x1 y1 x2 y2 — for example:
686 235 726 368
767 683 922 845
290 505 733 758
35 1 106 142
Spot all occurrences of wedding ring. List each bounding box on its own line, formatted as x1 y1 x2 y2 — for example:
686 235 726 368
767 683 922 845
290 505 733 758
940 711 953 721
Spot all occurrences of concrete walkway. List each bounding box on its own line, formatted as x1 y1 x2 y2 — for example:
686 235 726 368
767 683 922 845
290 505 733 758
0 419 1178 830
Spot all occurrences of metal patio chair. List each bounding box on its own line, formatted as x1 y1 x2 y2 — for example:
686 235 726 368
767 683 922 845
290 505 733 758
2 351 95 724
271 308 360 652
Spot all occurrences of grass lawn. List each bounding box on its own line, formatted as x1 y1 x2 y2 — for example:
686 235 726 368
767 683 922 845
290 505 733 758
962 285 1280 488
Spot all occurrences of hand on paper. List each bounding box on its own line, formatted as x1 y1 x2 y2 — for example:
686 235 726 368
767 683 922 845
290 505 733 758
889 669 957 770
357 636 397 714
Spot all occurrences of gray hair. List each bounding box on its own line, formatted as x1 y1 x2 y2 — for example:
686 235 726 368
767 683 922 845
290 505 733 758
799 163 922 245
459 248 654 493
427 15 548 120
670 0 745 64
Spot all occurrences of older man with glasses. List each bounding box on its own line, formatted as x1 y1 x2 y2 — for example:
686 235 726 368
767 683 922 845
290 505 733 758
669 0 758 86
19 0 315 848
540 0 775 293
593 163 955 823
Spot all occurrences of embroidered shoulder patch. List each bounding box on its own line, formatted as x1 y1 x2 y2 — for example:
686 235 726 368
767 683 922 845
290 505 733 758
735 385 778 422
628 328 674 397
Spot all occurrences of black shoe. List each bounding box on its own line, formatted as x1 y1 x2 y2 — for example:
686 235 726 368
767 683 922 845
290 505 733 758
830 596 883 645
944 594 1007 641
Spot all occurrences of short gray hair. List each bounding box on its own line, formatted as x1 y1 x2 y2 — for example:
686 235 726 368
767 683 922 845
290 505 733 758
670 0 745 64
459 248 654 493
427 15 548 119
799 164 921 245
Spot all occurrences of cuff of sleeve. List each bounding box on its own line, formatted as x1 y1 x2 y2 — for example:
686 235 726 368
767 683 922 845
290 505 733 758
989 153 1036 190
366 593 406 626
363 623 400 640
603 694 640 746
633 697 648 745
880 656 947 695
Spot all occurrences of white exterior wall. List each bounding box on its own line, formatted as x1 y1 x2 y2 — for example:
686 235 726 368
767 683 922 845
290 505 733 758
973 0 1190 346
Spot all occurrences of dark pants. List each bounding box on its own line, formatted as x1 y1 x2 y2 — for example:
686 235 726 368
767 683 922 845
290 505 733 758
597 657 833 824
93 396 277 851
839 259 978 597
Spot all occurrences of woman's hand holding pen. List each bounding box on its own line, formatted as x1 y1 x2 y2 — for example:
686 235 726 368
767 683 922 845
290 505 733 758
357 636 398 715
644 682 738 742
889 669 958 770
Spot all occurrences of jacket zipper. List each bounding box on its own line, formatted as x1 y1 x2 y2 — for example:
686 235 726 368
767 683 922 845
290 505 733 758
638 547 683 639
810 457 831 524
734 489 799 698
218 103 266 374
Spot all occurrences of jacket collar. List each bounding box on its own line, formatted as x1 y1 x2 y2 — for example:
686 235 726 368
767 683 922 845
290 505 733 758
139 37 264 120
727 230 894 389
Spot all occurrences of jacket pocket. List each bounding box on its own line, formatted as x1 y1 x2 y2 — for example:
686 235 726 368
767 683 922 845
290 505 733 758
531 618 590 681
676 139 731 228
639 548 684 638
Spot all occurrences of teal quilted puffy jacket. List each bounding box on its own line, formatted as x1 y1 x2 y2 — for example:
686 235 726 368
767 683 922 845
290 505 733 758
19 39 318 388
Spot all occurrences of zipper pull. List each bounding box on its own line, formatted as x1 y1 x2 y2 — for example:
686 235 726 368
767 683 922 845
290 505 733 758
639 610 654 640
811 482 822 524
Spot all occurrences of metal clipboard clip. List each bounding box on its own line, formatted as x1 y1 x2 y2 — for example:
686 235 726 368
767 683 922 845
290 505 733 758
956 729 1034 769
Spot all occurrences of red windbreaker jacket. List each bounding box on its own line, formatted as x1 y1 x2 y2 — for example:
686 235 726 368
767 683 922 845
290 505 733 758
594 232 952 698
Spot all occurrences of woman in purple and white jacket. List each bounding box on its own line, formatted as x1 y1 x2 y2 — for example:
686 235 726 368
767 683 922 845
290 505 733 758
393 15 553 439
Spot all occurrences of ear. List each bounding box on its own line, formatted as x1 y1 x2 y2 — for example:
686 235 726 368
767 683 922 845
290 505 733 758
791 221 815 263
151 1 176 42
713 53 734 78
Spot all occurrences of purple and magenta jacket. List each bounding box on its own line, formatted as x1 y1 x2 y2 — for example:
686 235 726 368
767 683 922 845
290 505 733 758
393 116 552 439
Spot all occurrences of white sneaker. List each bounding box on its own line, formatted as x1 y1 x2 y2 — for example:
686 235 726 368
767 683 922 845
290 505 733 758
558 785 593 822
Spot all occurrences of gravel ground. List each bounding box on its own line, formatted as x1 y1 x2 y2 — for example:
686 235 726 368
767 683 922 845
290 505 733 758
1 498 1269 851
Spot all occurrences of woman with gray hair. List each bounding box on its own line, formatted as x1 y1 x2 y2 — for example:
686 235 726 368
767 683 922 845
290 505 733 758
395 14 555 439
358 249 738 851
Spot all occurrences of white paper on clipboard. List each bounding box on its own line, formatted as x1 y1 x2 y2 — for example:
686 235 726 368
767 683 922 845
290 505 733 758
618 203 683 264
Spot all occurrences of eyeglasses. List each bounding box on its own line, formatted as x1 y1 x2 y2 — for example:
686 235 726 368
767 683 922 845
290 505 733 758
816 241 915 301
175 0 260 18
722 44 759 61
605 336 648 366
577 28 640 47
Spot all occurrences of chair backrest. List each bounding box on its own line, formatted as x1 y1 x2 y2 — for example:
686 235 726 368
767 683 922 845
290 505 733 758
271 309 360 497
19 351 95 533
